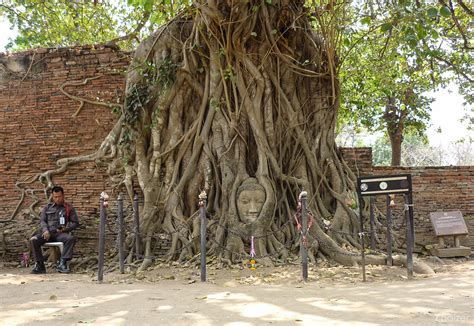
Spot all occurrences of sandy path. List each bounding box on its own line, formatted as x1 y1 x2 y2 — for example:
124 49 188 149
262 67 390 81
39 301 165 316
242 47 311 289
0 260 473 326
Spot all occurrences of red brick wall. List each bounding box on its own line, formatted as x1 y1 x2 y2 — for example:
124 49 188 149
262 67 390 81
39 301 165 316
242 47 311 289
339 147 373 177
0 46 132 262
373 166 474 249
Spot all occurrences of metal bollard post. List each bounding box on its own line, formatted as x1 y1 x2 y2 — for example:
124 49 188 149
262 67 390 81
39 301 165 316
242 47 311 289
199 191 207 282
404 194 414 279
98 195 106 283
357 194 367 282
117 193 124 274
301 191 308 282
369 197 375 250
133 193 140 260
386 195 393 266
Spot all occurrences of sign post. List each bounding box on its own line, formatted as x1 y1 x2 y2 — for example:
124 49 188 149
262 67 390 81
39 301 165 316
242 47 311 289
357 193 366 282
369 197 376 250
133 193 140 260
386 195 393 266
404 193 414 278
301 191 308 282
117 193 125 274
98 194 107 283
199 191 207 282
357 174 414 279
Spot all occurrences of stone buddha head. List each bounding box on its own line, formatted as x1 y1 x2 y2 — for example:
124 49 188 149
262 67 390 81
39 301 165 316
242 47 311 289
236 178 266 224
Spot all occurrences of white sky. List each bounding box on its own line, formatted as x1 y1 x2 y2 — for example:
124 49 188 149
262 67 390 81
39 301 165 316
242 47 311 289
426 86 472 146
0 18 471 147
0 17 15 51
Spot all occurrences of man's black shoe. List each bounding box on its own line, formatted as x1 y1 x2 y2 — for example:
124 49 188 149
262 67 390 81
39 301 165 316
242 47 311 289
57 258 70 273
31 261 46 274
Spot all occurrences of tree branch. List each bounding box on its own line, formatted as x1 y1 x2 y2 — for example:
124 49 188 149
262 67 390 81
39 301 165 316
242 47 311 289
59 75 123 117
439 0 473 50
107 10 151 46
455 0 473 16
433 54 474 83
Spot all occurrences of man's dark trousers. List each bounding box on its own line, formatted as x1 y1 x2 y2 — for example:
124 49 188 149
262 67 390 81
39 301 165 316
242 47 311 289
30 232 75 262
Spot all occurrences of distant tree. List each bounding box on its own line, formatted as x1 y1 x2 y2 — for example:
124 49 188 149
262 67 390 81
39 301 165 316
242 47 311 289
371 131 473 166
335 124 371 148
449 137 474 165
339 0 473 166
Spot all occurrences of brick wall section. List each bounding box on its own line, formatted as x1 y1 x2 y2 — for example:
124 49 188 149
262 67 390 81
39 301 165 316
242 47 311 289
0 46 132 262
339 147 373 177
373 166 474 249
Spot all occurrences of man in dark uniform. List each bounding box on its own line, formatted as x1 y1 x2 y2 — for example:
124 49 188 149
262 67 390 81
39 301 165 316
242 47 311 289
30 185 79 274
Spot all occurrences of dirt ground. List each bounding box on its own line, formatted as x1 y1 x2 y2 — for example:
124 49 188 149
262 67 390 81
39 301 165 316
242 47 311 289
0 257 473 326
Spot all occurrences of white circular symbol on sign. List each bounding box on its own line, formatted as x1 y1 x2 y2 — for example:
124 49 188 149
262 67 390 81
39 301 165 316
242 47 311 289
379 182 388 190
360 183 368 191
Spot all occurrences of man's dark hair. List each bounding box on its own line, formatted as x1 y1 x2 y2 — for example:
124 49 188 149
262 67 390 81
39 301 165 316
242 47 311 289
51 186 64 194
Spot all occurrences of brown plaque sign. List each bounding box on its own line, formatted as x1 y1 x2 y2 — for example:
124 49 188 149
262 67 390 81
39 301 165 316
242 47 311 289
429 211 468 236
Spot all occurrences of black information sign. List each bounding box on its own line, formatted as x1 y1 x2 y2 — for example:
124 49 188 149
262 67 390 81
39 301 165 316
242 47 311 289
357 174 412 196
356 173 415 280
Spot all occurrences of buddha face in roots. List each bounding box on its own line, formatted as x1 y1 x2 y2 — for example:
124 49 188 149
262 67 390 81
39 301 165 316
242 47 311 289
237 178 266 224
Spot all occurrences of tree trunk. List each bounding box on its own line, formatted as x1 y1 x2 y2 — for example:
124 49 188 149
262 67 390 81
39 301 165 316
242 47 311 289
119 1 367 269
389 132 403 166
384 96 407 166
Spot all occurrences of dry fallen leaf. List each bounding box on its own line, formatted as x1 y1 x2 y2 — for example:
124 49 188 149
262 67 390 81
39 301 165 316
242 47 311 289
148 297 165 301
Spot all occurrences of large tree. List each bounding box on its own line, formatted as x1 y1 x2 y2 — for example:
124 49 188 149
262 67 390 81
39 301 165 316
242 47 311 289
116 0 359 269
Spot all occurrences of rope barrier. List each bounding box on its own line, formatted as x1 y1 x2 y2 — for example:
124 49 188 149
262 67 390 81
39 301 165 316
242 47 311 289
106 212 397 261
103 191 407 265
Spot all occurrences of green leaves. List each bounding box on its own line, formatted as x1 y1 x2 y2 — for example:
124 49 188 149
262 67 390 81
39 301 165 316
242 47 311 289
0 0 188 51
427 7 438 18
426 6 451 19
360 16 371 25
404 28 418 48
127 0 154 10
380 22 392 33
415 23 427 40
439 6 451 17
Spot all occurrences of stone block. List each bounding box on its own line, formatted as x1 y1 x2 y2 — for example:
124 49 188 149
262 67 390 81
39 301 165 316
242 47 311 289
429 246 471 258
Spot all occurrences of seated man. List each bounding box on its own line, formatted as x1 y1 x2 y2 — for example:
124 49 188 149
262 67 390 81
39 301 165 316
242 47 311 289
30 185 79 274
